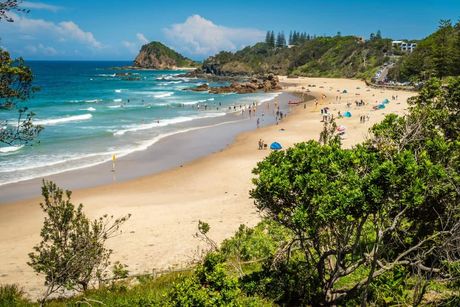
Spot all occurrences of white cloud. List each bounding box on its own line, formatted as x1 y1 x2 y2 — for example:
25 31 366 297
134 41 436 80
1 13 103 49
122 32 150 54
136 33 149 44
58 21 102 49
21 1 62 12
24 43 57 55
163 15 265 56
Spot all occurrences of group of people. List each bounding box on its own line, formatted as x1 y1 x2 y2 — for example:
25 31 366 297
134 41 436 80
359 115 369 123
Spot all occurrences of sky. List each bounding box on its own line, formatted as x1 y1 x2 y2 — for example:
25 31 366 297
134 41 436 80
0 0 458 61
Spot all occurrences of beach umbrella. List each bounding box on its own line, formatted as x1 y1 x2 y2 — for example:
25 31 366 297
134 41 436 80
378 104 386 109
383 98 390 104
342 90 348 93
270 142 282 150
343 111 352 118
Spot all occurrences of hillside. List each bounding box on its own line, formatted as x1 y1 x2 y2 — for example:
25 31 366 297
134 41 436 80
198 35 392 79
133 41 198 69
388 20 460 81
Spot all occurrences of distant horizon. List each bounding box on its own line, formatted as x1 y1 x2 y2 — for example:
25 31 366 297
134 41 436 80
1 0 458 61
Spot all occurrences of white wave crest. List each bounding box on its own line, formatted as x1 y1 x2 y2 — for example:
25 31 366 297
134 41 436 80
182 99 207 105
153 92 174 98
34 114 93 126
79 107 96 112
0 145 24 153
113 113 225 136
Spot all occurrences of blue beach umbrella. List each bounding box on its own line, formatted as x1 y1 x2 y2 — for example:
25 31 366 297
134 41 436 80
270 142 282 150
383 98 390 104
343 111 352 118
378 104 386 109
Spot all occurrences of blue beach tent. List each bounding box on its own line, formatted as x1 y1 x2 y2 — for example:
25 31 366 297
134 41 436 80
270 142 282 150
378 104 386 109
383 98 390 104
343 111 352 118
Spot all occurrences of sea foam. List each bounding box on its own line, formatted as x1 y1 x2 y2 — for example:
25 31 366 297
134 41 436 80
0 145 24 153
34 114 93 126
154 92 174 98
113 113 226 136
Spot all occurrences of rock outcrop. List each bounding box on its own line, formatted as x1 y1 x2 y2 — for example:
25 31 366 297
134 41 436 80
133 42 197 69
186 74 282 94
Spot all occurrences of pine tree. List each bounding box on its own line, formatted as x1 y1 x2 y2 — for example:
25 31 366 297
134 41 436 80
432 20 454 77
376 30 382 39
289 31 293 45
265 31 271 44
276 32 282 47
270 31 275 47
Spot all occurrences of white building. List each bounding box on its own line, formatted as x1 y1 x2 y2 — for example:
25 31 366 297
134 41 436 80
392 40 417 53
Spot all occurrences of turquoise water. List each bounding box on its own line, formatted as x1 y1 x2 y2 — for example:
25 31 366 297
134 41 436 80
0 61 278 185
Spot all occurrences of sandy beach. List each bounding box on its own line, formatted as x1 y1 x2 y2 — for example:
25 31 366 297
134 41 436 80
0 77 416 298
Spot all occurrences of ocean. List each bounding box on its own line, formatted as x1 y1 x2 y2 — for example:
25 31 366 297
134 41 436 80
0 61 279 186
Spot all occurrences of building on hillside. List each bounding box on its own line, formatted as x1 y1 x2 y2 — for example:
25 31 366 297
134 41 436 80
392 40 417 53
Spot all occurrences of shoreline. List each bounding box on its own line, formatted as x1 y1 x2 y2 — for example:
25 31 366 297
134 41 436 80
0 77 416 299
0 91 299 203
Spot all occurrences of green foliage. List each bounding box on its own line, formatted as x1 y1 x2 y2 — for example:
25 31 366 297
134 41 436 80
248 77 460 305
0 48 42 145
391 20 460 81
28 180 130 304
220 220 291 262
368 266 410 305
0 284 28 307
112 261 129 280
136 41 198 68
203 35 389 78
164 253 271 306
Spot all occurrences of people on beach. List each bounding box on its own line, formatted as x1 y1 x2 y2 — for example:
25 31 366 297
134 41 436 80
258 139 264 150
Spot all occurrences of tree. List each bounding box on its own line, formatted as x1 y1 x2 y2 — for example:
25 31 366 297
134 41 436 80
266 30 275 48
28 180 130 305
0 0 29 22
0 50 42 145
276 32 286 48
432 20 454 77
1 1 42 145
265 31 271 45
250 78 460 305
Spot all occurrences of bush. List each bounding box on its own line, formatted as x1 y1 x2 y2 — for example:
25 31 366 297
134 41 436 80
0 284 28 307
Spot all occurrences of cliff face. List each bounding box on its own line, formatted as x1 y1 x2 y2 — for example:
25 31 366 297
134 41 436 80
133 42 197 69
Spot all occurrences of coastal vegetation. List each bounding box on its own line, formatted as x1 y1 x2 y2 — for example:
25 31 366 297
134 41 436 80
197 22 460 83
2 77 459 306
389 20 460 81
198 33 391 79
0 1 41 145
133 41 199 69
28 181 130 306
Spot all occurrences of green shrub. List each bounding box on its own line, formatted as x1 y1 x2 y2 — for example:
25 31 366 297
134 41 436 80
0 284 29 307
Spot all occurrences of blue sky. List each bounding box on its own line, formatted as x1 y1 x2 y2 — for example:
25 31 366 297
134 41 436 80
0 0 458 61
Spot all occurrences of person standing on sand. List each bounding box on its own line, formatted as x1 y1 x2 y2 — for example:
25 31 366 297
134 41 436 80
258 139 263 150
